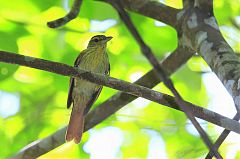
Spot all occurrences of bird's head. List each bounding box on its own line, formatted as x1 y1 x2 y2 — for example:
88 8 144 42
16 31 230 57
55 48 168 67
87 35 113 48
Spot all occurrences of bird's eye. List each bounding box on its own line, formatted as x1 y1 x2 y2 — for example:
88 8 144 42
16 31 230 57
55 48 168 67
94 38 99 42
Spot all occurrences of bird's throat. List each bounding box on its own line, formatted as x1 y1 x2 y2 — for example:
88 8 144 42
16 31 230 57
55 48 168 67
79 47 108 73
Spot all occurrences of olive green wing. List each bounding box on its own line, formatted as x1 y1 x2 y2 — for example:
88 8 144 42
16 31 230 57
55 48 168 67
67 51 86 108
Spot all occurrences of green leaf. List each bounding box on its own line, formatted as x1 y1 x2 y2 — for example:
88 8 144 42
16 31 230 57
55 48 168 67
79 1 118 20
0 32 19 80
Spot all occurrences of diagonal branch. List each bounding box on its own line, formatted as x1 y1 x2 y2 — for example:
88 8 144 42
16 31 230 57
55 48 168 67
5 50 240 159
205 113 240 159
47 0 83 28
107 1 221 158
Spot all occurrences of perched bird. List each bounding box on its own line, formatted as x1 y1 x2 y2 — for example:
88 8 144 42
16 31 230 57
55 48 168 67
66 35 112 144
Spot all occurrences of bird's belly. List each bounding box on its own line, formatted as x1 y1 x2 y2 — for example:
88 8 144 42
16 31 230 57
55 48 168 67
73 80 98 98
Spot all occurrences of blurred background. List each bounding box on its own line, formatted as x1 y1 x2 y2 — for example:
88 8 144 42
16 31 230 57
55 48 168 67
0 0 240 158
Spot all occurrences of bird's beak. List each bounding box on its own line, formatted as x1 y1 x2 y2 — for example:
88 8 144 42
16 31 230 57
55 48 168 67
105 36 113 42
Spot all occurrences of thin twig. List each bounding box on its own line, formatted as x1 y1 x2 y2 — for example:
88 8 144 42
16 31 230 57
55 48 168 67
108 0 222 158
47 0 83 28
205 113 240 159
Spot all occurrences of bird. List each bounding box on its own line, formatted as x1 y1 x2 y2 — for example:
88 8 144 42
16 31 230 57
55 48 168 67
66 35 112 144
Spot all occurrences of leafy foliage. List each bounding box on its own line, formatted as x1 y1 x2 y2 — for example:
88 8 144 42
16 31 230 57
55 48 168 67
0 0 239 158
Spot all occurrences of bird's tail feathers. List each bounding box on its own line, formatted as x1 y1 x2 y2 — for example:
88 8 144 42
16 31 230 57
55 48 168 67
65 102 85 144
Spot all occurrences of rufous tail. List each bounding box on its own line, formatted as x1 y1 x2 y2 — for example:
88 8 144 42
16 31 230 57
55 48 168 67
65 104 85 144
